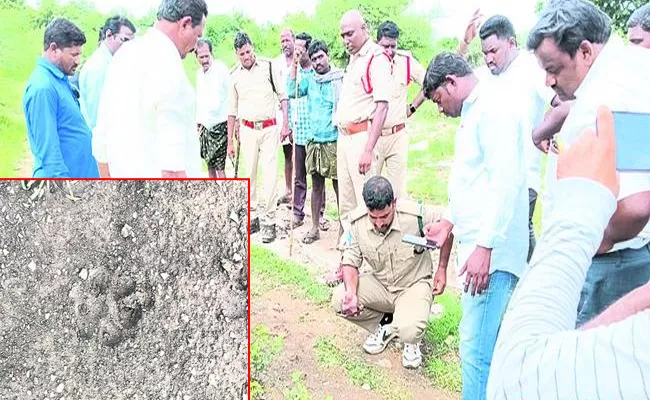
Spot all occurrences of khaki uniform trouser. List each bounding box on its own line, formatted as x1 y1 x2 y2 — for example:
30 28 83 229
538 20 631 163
240 124 279 222
337 130 377 226
373 129 409 200
331 274 433 344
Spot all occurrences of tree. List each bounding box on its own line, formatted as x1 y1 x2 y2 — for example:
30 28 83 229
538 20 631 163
589 0 645 32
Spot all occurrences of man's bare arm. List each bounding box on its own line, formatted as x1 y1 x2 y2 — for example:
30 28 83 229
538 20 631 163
532 101 571 147
598 191 650 253
341 265 360 295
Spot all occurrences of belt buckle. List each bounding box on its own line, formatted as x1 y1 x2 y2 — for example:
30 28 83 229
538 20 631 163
254 121 264 130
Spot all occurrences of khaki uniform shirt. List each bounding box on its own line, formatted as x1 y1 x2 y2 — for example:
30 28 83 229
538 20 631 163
341 200 437 292
228 57 288 121
336 39 394 128
387 50 427 126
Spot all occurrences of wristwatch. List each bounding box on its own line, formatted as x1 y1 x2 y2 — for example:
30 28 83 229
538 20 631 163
409 104 417 114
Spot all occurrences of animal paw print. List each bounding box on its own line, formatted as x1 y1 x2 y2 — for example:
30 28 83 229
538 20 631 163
70 269 154 347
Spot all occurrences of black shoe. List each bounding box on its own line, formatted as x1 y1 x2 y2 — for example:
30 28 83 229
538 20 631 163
250 217 260 234
261 223 276 243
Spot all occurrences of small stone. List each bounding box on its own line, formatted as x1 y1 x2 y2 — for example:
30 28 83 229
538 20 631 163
362 384 371 390
2 249 8 256
132 212 138 219
158 218 164 226
56 383 64 393
79 269 88 281
160 273 169 281
208 374 218 387
121 224 133 238
233 253 242 263
376 359 392 368
181 314 190 323
28 261 36 272
229 211 239 223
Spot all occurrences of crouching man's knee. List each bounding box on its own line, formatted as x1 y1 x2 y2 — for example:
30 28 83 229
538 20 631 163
395 318 428 344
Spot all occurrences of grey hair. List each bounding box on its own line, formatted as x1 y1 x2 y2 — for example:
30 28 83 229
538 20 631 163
527 0 611 57
628 3 650 32
157 0 208 27
423 52 473 98
362 176 395 211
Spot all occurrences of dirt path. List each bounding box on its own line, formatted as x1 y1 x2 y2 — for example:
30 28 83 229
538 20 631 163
252 285 457 400
251 198 462 400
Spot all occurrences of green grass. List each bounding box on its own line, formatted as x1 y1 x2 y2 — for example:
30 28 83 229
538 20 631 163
251 324 285 400
314 336 411 400
283 371 312 400
424 292 463 393
406 115 457 204
250 245 332 305
0 7 42 177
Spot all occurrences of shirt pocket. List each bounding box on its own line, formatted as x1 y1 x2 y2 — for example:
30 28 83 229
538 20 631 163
392 80 408 99
393 243 415 269
359 242 382 271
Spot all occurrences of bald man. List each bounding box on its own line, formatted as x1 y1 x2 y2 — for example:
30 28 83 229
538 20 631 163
336 10 394 247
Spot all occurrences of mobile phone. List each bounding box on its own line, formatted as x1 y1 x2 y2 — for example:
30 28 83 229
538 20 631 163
402 234 439 250
612 111 650 172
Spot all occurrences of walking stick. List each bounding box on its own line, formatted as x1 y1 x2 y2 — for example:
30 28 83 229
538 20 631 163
289 66 300 257
234 122 242 178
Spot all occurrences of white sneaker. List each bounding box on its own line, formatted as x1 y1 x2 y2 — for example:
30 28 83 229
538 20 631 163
363 325 396 355
402 343 422 369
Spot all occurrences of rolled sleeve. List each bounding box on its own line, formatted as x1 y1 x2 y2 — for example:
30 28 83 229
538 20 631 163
273 61 288 102
370 53 392 103
228 78 238 117
411 58 426 87
341 226 363 268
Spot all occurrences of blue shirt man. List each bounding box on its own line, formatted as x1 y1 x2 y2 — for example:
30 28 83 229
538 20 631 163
23 18 99 178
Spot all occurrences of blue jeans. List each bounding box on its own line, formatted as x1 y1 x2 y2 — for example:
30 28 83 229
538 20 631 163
459 270 518 400
576 243 650 327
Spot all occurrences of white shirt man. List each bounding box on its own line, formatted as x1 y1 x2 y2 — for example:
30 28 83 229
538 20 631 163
93 28 203 178
487 108 650 400
544 39 650 245
196 59 229 131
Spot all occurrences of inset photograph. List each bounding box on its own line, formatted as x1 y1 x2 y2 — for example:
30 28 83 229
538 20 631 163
0 180 248 399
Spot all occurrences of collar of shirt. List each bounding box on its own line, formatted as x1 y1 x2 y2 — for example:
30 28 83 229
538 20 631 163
148 28 182 62
573 40 620 99
354 38 375 60
99 42 112 59
239 58 265 71
366 212 404 236
37 57 66 81
462 81 482 111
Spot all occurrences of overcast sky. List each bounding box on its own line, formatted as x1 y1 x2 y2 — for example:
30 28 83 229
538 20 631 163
34 0 540 39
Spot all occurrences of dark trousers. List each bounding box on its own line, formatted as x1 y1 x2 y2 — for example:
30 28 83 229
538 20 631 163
576 243 650 327
293 145 308 220
528 188 538 262
283 144 293 197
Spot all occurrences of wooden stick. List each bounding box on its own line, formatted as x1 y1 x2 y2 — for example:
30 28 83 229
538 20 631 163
289 66 300 257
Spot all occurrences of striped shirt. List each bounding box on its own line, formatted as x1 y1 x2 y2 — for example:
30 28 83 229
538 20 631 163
287 66 313 146
287 68 341 143
487 178 650 400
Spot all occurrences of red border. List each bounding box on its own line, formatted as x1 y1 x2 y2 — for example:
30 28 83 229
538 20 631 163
5 177 252 398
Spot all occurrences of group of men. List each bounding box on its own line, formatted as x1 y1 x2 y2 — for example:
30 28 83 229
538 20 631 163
329 2 650 400
23 0 209 179
18 0 650 398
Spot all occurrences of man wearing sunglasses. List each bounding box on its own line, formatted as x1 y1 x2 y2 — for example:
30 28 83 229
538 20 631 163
79 15 136 177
